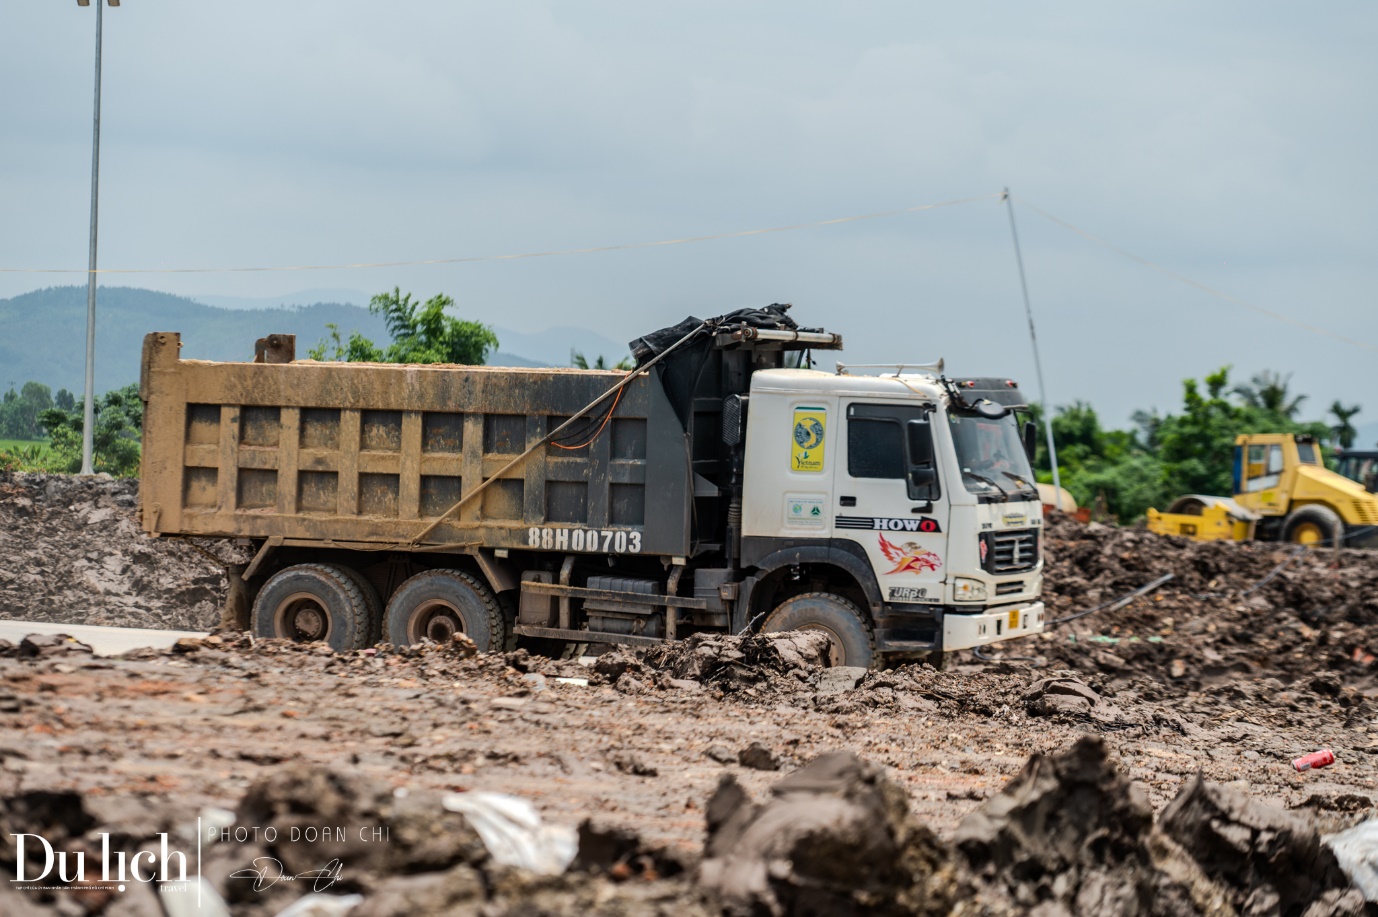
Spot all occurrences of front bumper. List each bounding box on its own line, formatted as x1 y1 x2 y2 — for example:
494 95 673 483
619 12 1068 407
942 602 1045 651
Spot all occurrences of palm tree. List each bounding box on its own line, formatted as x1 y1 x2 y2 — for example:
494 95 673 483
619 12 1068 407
1232 370 1307 419
571 350 633 371
1330 401 1362 449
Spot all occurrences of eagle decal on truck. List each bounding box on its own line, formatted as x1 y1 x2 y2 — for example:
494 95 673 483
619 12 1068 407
878 533 942 575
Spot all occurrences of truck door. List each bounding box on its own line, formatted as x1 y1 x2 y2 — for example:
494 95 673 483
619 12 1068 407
835 402 949 607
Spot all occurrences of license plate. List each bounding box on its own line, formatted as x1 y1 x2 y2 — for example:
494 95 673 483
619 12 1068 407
1008 609 1020 629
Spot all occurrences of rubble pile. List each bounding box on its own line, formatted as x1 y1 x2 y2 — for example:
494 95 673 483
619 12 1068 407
1037 515 1378 689
5 738 1370 916
0 473 229 630
594 631 832 697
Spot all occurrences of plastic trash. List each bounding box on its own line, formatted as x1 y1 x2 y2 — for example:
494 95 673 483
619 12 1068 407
1326 819 1378 902
1293 749 1336 772
442 791 577 875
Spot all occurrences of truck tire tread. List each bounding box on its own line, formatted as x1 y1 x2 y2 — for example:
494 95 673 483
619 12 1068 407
321 563 383 645
385 569 506 652
762 591 875 670
252 563 372 651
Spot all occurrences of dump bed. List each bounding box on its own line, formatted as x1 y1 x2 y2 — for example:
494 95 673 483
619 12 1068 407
138 332 691 557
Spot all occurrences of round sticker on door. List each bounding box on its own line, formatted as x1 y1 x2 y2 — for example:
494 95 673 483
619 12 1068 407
791 407 826 473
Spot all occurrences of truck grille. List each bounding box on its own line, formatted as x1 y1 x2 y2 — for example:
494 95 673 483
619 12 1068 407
1352 500 1378 525
982 530 1039 574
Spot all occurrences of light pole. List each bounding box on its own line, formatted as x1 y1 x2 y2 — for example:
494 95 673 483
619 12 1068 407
77 0 118 475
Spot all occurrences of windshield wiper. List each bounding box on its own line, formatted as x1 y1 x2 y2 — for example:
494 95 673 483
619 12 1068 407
964 471 1010 501
1001 470 1038 495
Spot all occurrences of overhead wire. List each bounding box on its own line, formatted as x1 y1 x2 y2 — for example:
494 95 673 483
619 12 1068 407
0 193 1001 276
1010 195 1378 355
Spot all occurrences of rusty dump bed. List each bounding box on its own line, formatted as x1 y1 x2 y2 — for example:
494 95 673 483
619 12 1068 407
138 332 691 557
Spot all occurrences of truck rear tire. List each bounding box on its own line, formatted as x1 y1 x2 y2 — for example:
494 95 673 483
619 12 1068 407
326 563 383 644
761 592 874 669
385 569 506 652
1283 504 1344 546
252 564 372 651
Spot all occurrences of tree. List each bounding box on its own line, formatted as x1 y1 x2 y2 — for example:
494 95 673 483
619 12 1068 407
1330 401 1362 449
571 349 633 371
39 383 143 477
0 381 54 440
1232 370 1307 419
54 388 76 412
310 288 498 366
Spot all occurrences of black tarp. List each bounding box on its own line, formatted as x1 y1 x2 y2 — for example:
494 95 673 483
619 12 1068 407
628 304 806 430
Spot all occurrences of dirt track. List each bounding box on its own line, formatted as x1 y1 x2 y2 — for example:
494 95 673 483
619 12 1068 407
4 474 1378 914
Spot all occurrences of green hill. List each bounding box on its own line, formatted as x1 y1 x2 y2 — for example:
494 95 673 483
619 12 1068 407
0 286 541 395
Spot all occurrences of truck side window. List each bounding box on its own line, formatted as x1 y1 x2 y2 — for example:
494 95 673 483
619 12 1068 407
849 419 904 479
1296 442 1318 465
1243 443 1281 492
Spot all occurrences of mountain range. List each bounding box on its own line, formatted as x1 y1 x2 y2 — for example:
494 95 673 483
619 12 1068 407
0 286 630 395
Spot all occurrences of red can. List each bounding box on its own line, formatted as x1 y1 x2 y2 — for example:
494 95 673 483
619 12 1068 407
1292 749 1336 772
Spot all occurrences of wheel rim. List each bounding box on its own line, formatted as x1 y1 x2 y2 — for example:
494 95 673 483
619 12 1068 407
1293 522 1325 545
274 591 332 642
793 623 845 667
409 599 465 643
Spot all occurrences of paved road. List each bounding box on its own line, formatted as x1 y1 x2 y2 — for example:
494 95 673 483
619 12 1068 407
0 619 207 656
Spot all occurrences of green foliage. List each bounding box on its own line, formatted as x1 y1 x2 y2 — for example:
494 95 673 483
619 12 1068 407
0 381 55 440
1034 367 1338 522
1330 401 1362 449
309 288 498 366
36 383 143 477
570 349 634 371
307 323 387 362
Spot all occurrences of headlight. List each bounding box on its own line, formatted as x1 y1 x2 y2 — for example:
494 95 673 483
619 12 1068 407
953 577 987 602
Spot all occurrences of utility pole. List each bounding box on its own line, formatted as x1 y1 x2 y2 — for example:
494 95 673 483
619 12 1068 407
1002 188 1062 504
78 0 118 474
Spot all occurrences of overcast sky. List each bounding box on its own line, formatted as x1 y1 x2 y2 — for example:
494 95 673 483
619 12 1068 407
2 2 1374 430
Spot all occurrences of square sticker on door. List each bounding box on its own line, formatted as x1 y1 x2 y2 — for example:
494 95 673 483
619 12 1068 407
791 407 826 473
784 494 826 528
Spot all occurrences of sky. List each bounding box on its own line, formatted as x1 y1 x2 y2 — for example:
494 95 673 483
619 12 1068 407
2 1 1375 432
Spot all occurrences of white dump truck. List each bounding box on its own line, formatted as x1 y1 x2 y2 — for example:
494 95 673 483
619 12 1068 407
139 305 1045 667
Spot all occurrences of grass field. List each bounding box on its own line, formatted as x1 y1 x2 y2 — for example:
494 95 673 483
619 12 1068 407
0 439 49 454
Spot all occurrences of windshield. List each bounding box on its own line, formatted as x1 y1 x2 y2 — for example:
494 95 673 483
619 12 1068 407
947 412 1037 498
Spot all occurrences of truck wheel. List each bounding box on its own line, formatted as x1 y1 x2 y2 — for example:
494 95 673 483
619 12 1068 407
323 563 383 645
761 592 874 669
252 564 372 651
385 569 505 652
1283 504 1344 546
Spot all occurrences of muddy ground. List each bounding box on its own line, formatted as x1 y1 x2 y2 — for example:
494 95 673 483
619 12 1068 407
3 474 1378 914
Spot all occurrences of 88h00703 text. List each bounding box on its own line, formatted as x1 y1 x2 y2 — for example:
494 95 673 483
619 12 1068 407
527 527 643 553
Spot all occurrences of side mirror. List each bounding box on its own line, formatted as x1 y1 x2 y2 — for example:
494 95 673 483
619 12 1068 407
1022 421 1037 462
974 400 1009 419
909 467 937 489
907 420 934 467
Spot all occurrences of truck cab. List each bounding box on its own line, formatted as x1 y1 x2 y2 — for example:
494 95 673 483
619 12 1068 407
1336 449 1378 494
740 368 1045 664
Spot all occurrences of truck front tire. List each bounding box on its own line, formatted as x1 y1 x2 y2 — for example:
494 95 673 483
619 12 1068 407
252 564 372 651
1283 504 1344 546
761 592 875 669
385 569 506 652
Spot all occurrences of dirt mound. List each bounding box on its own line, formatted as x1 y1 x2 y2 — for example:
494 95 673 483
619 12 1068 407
1035 515 1378 691
701 750 961 916
594 631 832 697
957 735 1364 916
0 472 231 631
